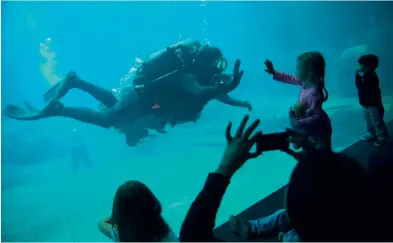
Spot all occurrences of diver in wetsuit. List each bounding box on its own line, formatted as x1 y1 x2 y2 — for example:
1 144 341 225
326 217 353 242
70 128 91 172
3 39 250 145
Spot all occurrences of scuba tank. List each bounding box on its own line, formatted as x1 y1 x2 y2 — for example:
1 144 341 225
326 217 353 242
133 39 204 92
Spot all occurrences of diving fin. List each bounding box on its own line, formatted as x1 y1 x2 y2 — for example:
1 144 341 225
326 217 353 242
23 102 39 112
2 104 45 121
43 82 61 103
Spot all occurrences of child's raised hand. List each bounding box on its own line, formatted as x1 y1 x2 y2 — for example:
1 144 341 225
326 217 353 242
264 59 275 75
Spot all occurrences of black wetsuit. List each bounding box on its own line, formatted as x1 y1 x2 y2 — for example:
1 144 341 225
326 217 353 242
3 62 219 141
144 71 214 125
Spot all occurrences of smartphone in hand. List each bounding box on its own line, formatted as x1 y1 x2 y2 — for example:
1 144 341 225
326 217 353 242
257 131 290 152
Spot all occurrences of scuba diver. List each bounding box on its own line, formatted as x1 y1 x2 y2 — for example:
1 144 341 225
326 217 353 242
2 39 251 146
69 128 92 172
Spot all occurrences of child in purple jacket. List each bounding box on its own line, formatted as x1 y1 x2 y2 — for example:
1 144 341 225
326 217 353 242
264 52 332 151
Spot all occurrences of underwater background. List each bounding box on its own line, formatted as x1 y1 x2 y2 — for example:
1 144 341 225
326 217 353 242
1 1 393 241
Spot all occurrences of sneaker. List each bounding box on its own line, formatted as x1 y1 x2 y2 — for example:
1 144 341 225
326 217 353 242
373 139 386 147
361 134 376 142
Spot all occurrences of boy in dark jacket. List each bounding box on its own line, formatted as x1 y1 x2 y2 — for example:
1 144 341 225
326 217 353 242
356 54 388 146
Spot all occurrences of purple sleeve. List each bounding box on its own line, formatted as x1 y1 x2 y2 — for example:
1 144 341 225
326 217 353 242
297 94 323 126
249 209 287 236
273 72 303 86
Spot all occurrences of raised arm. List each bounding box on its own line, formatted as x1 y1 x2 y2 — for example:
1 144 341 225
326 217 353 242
182 73 225 98
182 59 244 98
180 173 229 242
273 71 303 86
216 94 252 111
181 115 262 242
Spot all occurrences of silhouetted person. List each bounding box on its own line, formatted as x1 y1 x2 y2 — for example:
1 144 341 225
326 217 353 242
70 129 91 172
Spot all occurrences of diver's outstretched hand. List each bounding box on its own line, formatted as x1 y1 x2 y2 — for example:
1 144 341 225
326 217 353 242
264 59 275 75
243 101 252 111
223 59 244 93
215 60 243 94
216 115 263 178
232 59 244 85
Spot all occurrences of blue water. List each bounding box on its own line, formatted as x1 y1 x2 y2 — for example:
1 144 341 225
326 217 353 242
1 1 393 241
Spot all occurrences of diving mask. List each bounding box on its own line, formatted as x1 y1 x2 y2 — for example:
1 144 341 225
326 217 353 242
213 57 228 73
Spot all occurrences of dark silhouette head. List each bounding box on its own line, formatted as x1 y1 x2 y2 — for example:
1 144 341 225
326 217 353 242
358 54 379 71
193 46 227 75
111 180 169 241
285 152 370 241
368 149 393 241
296 51 328 102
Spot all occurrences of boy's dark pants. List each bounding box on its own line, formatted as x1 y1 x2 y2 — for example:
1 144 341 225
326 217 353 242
363 105 388 141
